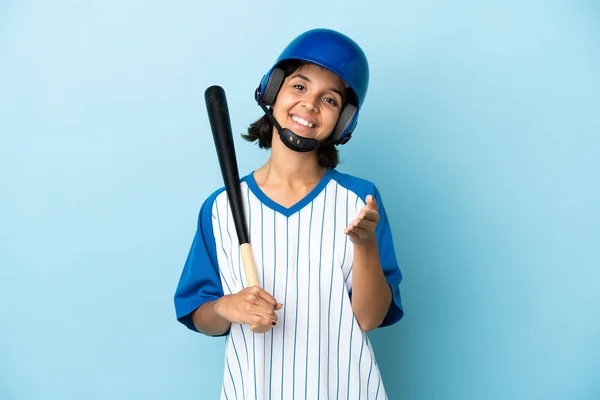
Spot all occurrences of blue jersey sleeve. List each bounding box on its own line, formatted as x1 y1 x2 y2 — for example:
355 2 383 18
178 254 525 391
174 192 228 336
372 185 404 327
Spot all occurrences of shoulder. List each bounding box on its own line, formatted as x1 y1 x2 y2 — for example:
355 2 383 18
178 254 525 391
196 172 253 222
198 186 226 218
329 169 381 201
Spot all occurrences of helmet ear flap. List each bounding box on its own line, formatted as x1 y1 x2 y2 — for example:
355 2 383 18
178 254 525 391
330 103 357 144
261 67 285 105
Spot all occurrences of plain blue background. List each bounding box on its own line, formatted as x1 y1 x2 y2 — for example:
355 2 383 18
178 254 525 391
1 1 599 399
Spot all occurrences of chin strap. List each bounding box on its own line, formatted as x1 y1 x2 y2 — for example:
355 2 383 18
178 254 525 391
256 97 320 153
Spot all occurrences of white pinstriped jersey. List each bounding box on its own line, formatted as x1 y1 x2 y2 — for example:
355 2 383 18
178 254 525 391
175 168 404 400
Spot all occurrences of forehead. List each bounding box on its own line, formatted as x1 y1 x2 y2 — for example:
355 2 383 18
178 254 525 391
289 63 345 91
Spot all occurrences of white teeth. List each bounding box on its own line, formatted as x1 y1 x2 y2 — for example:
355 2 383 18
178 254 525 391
292 116 314 128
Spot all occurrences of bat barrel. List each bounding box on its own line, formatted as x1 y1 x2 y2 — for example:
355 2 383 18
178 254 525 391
205 85 249 245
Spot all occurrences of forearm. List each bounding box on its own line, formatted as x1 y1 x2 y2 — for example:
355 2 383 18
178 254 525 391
191 298 231 336
350 242 391 331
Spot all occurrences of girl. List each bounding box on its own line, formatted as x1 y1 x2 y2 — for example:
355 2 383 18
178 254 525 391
174 28 404 399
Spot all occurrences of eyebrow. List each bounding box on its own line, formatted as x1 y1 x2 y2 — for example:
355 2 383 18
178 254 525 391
292 73 344 100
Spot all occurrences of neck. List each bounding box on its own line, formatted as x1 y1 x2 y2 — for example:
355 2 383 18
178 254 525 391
258 129 326 186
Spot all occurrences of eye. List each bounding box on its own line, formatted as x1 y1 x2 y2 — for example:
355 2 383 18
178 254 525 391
293 84 305 91
324 97 339 107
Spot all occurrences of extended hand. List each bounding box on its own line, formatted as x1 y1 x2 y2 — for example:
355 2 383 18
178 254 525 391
344 194 379 245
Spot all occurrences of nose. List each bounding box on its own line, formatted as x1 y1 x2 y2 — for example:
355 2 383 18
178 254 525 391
301 94 319 112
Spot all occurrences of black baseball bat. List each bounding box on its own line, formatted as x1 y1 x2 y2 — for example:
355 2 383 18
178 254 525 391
204 85 267 332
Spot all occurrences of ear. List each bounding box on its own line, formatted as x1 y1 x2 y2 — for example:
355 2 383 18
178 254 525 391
261 68 285 105
329 103 357 143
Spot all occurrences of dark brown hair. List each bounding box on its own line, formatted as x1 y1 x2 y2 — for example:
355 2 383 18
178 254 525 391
241 60 344 169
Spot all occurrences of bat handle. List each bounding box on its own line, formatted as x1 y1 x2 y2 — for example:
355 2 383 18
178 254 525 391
240 243 259 287
239 243 271 333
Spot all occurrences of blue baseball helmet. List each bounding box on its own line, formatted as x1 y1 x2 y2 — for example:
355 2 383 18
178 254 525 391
255 28 370 145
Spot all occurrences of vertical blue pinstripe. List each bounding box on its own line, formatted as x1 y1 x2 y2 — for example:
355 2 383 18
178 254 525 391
230 331 245 398
327 183 339 396
225 196 238 282
223 195 246 397
336 189 350 399
358 333 365 399
336 284 344 400
260 203 264 288
293 209 302 400
345 195 361 283
216 199 243 399
235 246 249 398
216 198 232 272
237 227 242 284
247 185 252 244
280 216 290 400
303 202 314 399
250 191 257 400
261 203 266 398
252 312 256 398
342 190 351 288
346 319 355 400
226 352 238 400
244 186 251 369
268 211 276 400
375 374 381 399
215 196 237 400
214 200 233 294
317 187 328 398
366 350 373 400
342 188 352 399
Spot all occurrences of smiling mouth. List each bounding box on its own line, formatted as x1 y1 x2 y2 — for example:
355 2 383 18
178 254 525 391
291 115 316 128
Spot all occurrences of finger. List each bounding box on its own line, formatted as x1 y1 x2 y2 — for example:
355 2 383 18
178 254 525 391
256 289 278 307
349 210 378 227
242 286 261 300
362 209 380 222
355 219 377 231
344 221 362 234
256 315 277 327
245 293 258 303
366 194 379 211
345 230 360 241
245 299 278 319
247 313 276 327
356 206 377 219
346 217 375 232
346 224 376 240
251 295 278 310
344 224 367 235
249 306 278 322
347 226 369 237
244 287 278 307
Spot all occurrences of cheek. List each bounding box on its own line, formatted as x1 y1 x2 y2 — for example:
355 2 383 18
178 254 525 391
271 102 288 119
272 95 294 116
322 109 342 129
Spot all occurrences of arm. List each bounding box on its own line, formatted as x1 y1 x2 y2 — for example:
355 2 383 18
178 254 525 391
174 197 234 336
349 241 392 331
191 300 231 336
174 196 282 336
345 192 403 331
189 288 283 336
